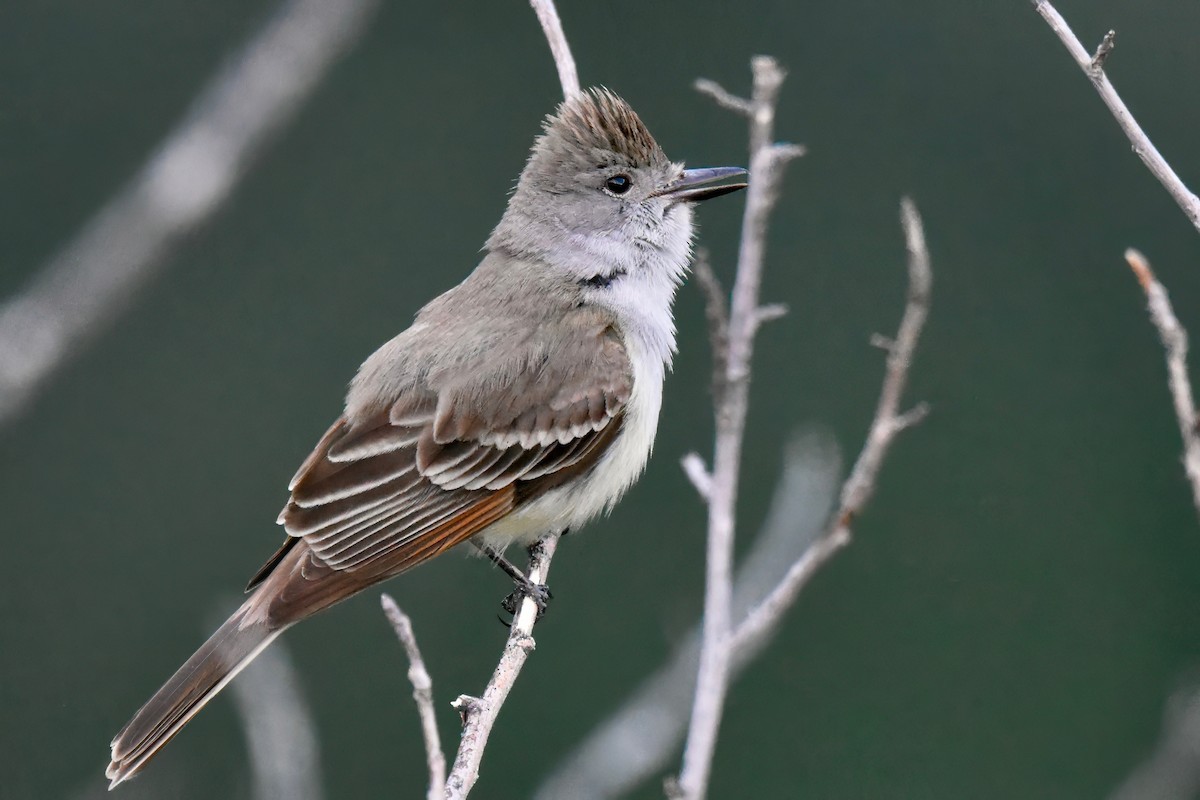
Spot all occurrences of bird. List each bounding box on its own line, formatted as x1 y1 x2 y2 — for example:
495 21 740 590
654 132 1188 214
106 87 746 788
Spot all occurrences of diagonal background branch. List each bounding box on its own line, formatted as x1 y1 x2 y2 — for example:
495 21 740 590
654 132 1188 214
1123 250 1200 518
1031 0 1200 234
0 0 380 425
1034 2 1200 526
229 628 324 800
1033 6 1200 794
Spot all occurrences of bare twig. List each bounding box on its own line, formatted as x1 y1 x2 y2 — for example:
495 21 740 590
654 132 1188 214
228 619 324 800
1031 1 1200 234
1091 30 1116 72
529 0 580 99
681 452 714 502
733 199 929 651
380 5 578 796
675 56 804 800
425 4 581 795
549 199 927 800
1123 249 1200 515
444 536 560 800
693 79 754 117
0 0 380 425
533 432 842 800
673 198 929 800
381 595 446 800
753 303 789 328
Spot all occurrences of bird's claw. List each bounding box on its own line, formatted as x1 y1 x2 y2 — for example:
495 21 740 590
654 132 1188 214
500 581 553 621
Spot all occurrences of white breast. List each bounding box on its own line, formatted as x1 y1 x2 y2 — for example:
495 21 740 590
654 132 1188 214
475 335 665 550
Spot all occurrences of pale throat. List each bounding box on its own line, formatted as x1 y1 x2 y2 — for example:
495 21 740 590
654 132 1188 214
577 209 695 372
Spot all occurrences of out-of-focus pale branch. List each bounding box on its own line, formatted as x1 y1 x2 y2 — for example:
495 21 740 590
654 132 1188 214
1109 681 1200 800
533 432 842 800
229 632 324 800
381 595 446 800
0 0 380 424
1031 1 1200 235
1123 250 1200 516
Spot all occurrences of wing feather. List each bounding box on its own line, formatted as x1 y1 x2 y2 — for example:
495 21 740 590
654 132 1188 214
260 309 634 604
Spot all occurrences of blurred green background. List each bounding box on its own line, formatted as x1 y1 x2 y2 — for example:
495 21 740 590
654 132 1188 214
4 0 1200 797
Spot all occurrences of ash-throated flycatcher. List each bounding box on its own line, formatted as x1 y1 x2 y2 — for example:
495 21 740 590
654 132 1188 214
106 88 746 787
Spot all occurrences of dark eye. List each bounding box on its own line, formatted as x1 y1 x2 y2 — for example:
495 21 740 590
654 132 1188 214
605 174 632 195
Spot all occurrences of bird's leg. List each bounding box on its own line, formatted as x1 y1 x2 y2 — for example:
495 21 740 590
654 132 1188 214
473 541 553 619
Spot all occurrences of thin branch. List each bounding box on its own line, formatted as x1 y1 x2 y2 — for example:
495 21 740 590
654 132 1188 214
753 303 789 328
675 55 803 800
733 198 930 650
444 535 560 800
692 79 754 117
0 0 380 425
681 452 714 502
381 595 446 800
533 432 842 800
529 0 580 100
1123 249 1200 516
541 198 926 800
672 198 929 800
1031 1 1200 234
1091 30 1116 72
429 4 579 795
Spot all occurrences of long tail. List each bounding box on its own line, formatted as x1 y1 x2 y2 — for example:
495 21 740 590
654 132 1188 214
106 600 286 789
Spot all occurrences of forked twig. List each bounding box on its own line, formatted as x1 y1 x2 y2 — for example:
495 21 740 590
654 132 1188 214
1031 1 1200 233
381 595 446 800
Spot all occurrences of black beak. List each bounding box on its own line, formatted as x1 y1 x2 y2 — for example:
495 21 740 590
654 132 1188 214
654 166 748 203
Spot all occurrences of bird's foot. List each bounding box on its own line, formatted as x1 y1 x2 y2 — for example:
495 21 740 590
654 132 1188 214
500 579 553 620
476 541 554 624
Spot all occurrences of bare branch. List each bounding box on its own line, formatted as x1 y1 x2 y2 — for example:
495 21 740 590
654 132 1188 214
1123 249 1200 516
228 621 323 800
381 595 446 800
529 0 580 100
0 0 380 425
753 303 789 328
675 195 930 800
1031 1 1200 234
378 6 579 798
732 197 930 682
675 54 804 800
681 452 714 502
534 432 842 800
444 535 560 800
692 79 753 117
